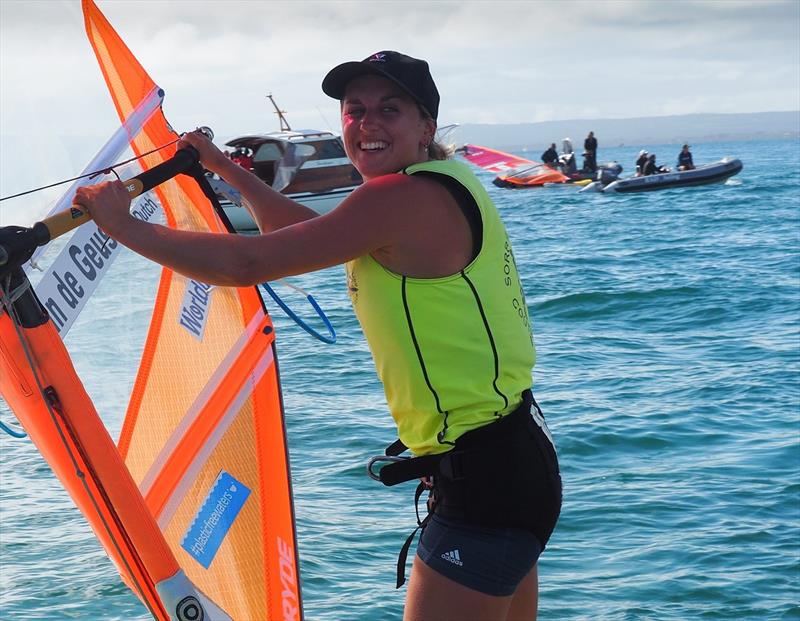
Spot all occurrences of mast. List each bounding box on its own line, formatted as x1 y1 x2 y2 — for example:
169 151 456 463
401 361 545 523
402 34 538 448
267 93 292 132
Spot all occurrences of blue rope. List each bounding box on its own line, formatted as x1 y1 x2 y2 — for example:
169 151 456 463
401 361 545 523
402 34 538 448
261 282 336 345
0 418 26 438
0 283 335 440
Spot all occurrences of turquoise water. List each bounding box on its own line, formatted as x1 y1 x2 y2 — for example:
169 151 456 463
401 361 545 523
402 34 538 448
1 139 798 620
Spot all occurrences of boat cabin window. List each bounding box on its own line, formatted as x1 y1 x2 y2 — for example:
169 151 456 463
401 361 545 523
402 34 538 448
251 143 282 185
292 144 318 160
249 142 320 187
308 139 347 161
253 143 283 163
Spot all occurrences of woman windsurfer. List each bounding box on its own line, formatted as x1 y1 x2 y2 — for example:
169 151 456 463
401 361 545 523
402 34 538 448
74 51 562 621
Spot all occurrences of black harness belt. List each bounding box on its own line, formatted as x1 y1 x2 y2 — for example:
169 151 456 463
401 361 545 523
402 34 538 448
370 389 534 486
367 390 554 588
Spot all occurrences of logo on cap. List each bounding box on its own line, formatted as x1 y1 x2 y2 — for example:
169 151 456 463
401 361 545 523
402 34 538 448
369 53 387 63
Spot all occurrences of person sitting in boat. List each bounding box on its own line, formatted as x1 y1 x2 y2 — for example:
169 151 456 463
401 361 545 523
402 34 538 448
635 150 649 176
243 150 255 170
233 147 254 171
75 49 561 621
677 144 695 170
642 153 670 176
541 143 559 168
642 153 658 175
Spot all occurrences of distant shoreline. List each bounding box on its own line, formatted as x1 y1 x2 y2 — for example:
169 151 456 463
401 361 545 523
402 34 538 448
456 110 800 152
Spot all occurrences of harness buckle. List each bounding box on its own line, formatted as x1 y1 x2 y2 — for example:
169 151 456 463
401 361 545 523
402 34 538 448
366 455 409 482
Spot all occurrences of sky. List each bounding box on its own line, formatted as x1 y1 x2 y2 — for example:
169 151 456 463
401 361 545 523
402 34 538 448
1 0 799 220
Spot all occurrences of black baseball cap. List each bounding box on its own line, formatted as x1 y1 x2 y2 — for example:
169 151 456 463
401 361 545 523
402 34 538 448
322 51 440 120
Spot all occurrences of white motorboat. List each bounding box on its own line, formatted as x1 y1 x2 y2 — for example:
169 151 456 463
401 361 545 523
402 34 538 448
212 95 362 231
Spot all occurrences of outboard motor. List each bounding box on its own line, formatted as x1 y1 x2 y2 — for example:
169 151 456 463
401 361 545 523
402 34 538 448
597 162 623 185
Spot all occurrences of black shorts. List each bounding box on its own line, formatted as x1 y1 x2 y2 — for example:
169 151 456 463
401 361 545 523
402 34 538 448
417 513 542 596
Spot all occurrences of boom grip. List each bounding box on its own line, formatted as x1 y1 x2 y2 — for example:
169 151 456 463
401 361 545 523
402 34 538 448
40 147 200 241
124 146 200 198
0 147 202 278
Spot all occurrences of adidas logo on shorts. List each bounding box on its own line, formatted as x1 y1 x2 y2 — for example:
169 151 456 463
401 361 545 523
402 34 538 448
440 549 463 566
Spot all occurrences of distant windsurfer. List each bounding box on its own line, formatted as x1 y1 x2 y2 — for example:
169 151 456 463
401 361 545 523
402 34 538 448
75 50 561 621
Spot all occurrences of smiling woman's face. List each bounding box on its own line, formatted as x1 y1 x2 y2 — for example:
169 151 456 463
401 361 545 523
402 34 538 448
341 74 435 181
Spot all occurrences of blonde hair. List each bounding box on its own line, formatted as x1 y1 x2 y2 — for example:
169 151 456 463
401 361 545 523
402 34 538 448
428 140 451 160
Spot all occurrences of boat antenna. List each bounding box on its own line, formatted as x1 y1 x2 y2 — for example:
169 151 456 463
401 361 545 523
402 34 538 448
267 93 292 132
315 106 336 134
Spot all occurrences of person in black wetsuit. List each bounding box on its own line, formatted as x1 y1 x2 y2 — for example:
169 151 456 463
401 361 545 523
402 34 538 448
583 131 598 172
541 143 559 167
677 144 695 170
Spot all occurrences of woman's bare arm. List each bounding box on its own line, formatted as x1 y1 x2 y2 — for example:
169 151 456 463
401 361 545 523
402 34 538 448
74 172 454 286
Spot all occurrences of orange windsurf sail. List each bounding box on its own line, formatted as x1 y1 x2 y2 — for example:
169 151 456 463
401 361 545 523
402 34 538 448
457 143 569 187
0 1 302 619
84 0 302 617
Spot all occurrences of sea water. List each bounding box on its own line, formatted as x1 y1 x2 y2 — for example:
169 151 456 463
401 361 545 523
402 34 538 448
0 139 798 620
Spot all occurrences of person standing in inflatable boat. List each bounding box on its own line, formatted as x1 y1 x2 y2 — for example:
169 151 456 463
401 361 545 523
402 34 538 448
75 50 562 621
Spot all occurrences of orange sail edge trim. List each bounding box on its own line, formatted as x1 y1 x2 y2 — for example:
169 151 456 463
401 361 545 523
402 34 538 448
84 0 226 235
253 357 304 621
0 313 175 621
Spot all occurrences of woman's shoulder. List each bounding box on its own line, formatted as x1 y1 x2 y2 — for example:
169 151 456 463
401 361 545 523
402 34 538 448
328 172 455 241
353 169 453 204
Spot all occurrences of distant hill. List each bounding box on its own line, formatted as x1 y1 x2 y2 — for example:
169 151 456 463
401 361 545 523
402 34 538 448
455 111 799 152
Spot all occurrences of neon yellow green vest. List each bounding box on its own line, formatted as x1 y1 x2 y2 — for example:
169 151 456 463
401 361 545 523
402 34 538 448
346 160 535 455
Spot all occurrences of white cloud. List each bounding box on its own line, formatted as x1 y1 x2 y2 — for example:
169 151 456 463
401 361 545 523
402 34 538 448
0 0 797 200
